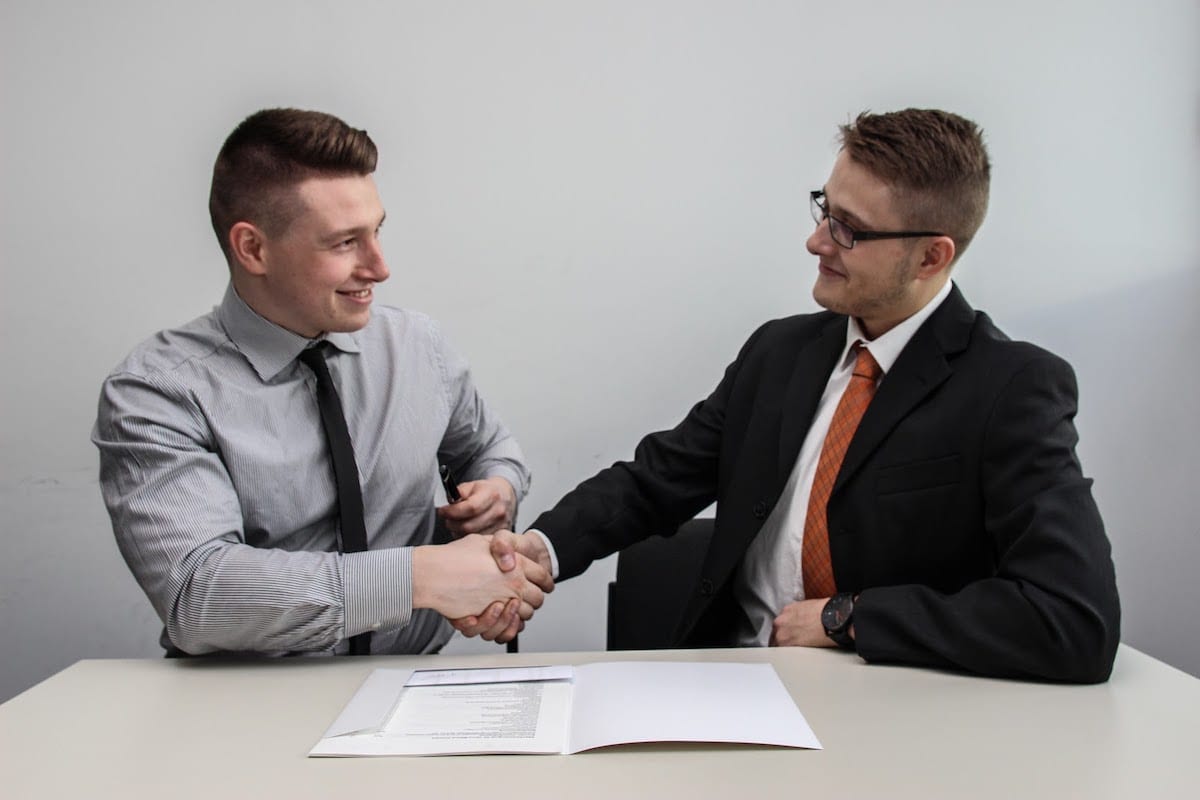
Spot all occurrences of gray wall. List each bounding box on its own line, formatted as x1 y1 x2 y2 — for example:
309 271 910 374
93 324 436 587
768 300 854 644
2 0 1197 702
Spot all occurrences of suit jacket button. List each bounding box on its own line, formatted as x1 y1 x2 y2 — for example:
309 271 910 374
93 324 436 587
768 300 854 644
700 578 714 595
752 501 768 519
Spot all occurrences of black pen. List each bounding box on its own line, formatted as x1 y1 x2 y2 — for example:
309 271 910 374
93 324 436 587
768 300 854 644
439 464 462 503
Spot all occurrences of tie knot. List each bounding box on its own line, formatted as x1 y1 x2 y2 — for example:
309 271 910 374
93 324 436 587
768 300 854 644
298 341 331 371
852 342 882 382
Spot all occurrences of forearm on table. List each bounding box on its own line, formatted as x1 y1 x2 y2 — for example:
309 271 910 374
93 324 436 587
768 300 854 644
162 542 414 654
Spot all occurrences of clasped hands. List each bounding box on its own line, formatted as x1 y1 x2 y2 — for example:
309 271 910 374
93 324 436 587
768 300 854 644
415 477 554 643
412 530 553 643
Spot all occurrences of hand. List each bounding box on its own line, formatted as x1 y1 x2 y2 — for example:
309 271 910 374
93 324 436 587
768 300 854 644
452 531 555 642
454 597 527 643
436 476 516 537
769 599 840 647
412 533 545 622
500 529 554 583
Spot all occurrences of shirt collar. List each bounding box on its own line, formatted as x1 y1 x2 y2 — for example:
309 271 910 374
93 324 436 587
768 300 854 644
214 283 362 382
841 278 955 375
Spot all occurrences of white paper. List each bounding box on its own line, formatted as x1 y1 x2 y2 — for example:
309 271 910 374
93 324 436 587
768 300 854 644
378 680 571 755
320 668 414 738
406 665 573 686
568 661 819 752
310 661 821 757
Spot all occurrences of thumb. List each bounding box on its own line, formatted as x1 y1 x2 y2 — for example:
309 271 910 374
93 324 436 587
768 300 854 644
489 530 517 572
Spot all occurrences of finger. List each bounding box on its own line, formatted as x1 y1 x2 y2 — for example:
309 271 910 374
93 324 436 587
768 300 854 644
470 518 508 537
494 605 524 643
476 600 508 632
437 485 492 521
519 553 554 593
454 601 507 637
490 530 518 572
437 498 484 522
517 600 535 621
451 515 493 536
442 515 489 538
451 502 510 536
496 614 522 643
517 578 545 610
515 533 554 576
480 599 520 642
478 618 507 642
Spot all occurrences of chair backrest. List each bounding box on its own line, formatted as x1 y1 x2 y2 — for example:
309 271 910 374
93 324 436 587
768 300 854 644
606 518 714 651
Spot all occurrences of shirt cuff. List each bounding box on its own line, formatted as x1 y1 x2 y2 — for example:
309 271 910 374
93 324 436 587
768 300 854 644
525 529 560 579
480 465 529 502
341 548 413 639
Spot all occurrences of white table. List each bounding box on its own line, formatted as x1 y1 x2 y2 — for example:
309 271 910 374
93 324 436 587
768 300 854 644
1 645 1195 798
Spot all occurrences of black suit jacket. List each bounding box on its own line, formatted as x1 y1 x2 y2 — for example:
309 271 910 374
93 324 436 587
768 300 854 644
534 286 1120 683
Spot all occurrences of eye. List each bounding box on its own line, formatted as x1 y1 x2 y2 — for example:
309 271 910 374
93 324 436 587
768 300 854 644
333 237 356 250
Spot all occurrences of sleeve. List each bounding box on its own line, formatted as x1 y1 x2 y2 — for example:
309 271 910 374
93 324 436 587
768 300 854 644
532 321 774 579
853 355 1121 683
431 323 531 505
92 370 412 655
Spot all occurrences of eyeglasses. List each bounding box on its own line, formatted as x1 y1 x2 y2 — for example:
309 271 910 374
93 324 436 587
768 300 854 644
810 190 944 250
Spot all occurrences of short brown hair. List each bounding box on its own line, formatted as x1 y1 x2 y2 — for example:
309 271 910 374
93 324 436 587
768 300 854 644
208 108 378 264
839 109 990 261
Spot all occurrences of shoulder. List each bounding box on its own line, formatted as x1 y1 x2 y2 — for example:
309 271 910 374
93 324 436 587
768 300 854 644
95 312 234 436
103 311 230 391
960 311 1076 382
924 288 1076 384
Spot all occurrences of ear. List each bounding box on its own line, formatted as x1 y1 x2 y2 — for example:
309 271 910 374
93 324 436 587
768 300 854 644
228 222 270 276
915 235 956 279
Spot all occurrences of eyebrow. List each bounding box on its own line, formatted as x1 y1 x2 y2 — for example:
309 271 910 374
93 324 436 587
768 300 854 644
822 188 875 230
324 211 387 243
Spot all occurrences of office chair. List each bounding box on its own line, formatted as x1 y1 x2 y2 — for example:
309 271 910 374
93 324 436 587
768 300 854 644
606 518 714 650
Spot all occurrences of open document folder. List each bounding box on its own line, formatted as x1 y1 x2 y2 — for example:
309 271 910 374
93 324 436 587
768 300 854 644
310 661 821 756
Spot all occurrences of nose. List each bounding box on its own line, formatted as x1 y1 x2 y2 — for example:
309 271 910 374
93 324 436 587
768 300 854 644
361 236 390 283
806 218 835 256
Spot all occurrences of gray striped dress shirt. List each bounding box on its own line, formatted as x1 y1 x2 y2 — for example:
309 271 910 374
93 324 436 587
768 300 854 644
93 284 530 656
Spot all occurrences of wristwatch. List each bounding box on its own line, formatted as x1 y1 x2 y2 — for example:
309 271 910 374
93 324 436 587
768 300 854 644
821 592 857 648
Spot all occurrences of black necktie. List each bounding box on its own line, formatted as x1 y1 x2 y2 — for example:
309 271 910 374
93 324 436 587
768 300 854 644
299 343 372 656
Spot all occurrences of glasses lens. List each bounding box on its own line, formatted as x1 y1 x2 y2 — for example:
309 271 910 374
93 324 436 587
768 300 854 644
812 192 853 248
829 216 854 248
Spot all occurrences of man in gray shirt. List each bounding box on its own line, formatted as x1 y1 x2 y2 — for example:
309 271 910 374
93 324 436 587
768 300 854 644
93 108 548 656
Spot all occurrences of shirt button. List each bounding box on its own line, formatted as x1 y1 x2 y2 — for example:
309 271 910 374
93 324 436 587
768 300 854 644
752 501 768 519
700 578 714 595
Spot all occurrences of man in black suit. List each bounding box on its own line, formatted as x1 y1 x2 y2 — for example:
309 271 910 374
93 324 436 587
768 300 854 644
467 108 1120 683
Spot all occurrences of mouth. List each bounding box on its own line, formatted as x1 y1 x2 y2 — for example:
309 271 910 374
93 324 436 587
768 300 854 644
338 287 373 300
817 262 846 279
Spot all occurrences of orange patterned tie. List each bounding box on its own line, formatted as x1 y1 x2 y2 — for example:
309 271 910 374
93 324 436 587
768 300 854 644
801 342 882 599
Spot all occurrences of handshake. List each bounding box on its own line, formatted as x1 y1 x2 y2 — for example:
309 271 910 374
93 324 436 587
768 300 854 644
412 530 555 644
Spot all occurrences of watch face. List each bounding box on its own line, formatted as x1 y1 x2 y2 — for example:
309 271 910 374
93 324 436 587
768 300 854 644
822 594 854 633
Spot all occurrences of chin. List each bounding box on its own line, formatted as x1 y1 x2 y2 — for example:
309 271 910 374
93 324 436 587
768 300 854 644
329 312 372 333
812 285 849 316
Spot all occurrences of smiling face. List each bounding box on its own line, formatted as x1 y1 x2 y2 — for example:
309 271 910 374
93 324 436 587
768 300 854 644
233 174 389 338
806 151 951 339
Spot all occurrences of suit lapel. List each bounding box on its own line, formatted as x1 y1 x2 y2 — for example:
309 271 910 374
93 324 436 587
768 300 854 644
778 315 846 480
833 286 976 493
